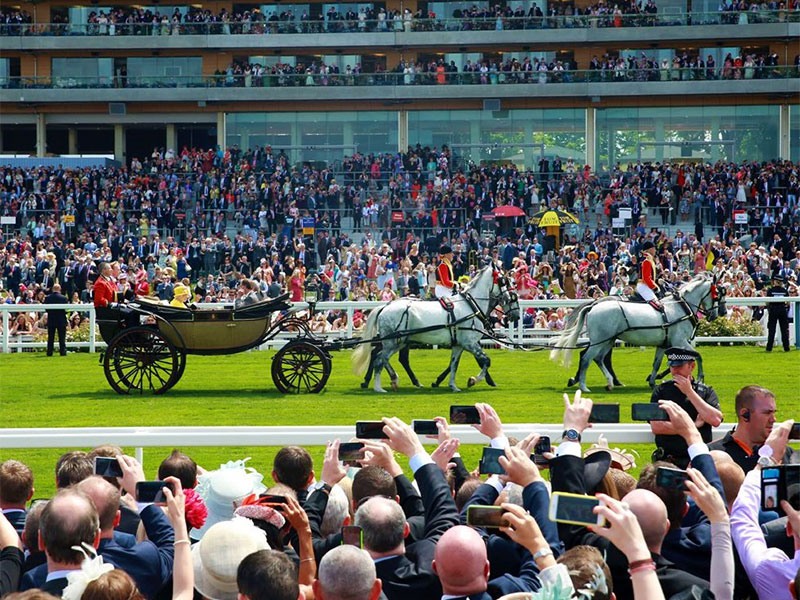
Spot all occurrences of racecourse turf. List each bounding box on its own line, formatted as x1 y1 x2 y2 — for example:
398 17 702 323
1 345 797 497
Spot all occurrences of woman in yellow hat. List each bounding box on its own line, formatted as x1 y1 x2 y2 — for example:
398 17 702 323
170 284 191 308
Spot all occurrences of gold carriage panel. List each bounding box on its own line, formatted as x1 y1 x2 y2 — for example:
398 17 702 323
159 315 270 351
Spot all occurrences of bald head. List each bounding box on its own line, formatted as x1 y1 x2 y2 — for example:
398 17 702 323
39 490 99 565
433 526 490 595
315 545 381 600
624 488 668 553
354 497 406 555
76 476 121 532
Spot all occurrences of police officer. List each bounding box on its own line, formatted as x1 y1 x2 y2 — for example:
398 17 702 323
650 347 723 468
765 274 790 352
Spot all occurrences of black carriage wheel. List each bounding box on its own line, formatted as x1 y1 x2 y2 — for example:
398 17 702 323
104 327 181 395
272 341 331 394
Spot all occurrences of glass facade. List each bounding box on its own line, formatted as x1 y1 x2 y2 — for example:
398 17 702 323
126 57 203 87
791 104 800 162
51 57 114 87
226 111 398 163
595 105 781 167
225 105 786 168
408 109 585 169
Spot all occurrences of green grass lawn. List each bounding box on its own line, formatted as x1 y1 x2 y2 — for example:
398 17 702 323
1 345 797 497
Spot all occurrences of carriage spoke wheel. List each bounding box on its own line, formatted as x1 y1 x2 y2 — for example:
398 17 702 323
272 341 331 394
104 327 181 395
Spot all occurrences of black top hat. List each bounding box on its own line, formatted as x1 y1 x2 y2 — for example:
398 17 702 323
439 245 453 255
584 450 612 492
641 241 656 251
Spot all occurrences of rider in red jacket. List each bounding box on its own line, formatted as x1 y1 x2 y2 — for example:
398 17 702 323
636 241 663 311
435 245 455 299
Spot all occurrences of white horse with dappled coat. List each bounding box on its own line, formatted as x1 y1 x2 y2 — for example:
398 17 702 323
550 274 727 393
352 265 520 393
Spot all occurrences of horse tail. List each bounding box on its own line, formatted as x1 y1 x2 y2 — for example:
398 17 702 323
550 303 591 367
352 307 380 376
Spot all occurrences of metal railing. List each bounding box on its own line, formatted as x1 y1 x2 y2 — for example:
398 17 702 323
2 296 797 354
2 65 796 91
1 9 797 37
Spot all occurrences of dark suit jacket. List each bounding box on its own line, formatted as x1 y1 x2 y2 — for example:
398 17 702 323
2 509 26 537
22 505 173 600
0 546 24 596
374 463 460 600
41 576 69 597
303 473 428 562
660 452 725 582
460 479 563 585
550 453 711 600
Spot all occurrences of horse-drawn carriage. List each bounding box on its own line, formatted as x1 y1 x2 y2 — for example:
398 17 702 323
96 264 521 396
96 293 333 395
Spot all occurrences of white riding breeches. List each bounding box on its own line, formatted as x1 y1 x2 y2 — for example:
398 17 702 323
435 284 453 299
636 282 657 302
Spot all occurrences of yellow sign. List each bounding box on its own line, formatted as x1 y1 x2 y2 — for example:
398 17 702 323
64 215 75 224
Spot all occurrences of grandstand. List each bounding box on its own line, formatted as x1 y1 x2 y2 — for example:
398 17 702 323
0 2 798 167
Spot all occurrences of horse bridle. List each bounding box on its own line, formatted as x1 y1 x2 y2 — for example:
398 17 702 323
692 277 724 320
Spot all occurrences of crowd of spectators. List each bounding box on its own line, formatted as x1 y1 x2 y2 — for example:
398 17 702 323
1 394 799 600
0 147 798 337
2 0 799 36
212 51 795 91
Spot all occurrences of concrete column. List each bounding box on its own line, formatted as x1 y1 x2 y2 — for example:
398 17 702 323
709 117 721 162
166 123 177 152
585 107 596 172
397 110 408 152
523 121 534 170
216 112 226 149
779 104 790 160
654 120 665 162
68 128 78 154
114 124 125 163
36 113 46 157
342 120 354 150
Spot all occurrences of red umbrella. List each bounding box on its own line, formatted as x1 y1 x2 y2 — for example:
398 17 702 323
492 205 526 218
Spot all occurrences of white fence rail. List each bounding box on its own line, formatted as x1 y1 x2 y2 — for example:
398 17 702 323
0 424 735 467
2 296 798 354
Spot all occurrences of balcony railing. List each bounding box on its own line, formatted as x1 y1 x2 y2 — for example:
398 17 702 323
2 65 797 91
0 9 797 37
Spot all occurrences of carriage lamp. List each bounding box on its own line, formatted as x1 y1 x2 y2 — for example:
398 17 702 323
304 282 320 304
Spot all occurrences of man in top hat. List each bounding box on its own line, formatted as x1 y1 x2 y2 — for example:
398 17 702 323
765 273 790 352
435 245 456 299
649 347 722 469
637 240 662 311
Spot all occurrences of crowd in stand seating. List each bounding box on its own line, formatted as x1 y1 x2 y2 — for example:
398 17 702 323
0 149 798 333
1 395 799 600
2 0 800 36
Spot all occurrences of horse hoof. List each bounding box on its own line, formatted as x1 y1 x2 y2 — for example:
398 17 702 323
613 381 624 387
391 380 398 392
375 387 387 394
579 386 592 393
360 382 369 389
450 386 462 393
467 377 477 388
605 384 614 392
487 380 497 388
413 382 423 389
431 382 439 388
567 377 576 387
